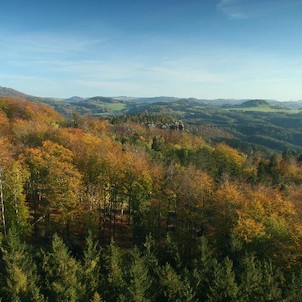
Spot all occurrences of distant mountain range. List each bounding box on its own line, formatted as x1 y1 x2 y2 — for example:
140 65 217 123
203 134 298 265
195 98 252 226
1 85 302 115
2 86 302 154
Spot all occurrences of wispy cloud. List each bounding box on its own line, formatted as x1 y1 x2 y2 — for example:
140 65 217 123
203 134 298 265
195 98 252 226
0 29 227 97
217 0 248 19
217 0 301 20
2 21 302 100
0 32 107 60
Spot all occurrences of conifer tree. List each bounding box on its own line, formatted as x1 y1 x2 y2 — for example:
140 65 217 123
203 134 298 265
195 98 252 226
143 234 160 301
157 263 195 302
162 234 182 271
42 234 84 301
285 270 302 302
191 236 217 300
104 242 127 302
127 247 152 302
90 292 103 302
237 254 264 301
260 260 284 301
82 231 102 301
1 228 44 302
3 161 31 236
207 257 238 302
268 154 281 184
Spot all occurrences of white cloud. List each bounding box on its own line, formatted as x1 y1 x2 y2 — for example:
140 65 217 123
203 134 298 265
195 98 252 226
0 31 109 63
217 0 300 20
217 0 248 19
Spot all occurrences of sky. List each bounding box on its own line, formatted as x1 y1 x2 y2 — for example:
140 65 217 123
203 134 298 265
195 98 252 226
1 0 302 100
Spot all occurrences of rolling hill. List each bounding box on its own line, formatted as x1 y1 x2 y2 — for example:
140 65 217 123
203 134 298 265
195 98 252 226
1 85 302 154
238 99 271 108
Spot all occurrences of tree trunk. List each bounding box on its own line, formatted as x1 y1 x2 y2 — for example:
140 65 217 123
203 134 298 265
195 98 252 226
113 189 116 241
0 168 7 236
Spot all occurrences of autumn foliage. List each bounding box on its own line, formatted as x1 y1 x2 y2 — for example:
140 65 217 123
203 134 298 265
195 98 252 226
1 97 302 300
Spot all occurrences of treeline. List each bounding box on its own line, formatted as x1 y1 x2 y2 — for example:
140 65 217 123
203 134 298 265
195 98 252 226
1 97 302 300
1 230 302 301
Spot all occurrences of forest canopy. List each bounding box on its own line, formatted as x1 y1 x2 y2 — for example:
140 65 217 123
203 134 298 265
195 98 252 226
1 97 302 301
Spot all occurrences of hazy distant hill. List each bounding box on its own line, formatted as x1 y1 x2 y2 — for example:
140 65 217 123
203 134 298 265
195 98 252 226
0 86 40 101
269 100 302 109
87 96 125 103
2 85 302 109
2 85 302 153
117 96 180 104
238 99 270 108
64 96 86 103
0 86 62 104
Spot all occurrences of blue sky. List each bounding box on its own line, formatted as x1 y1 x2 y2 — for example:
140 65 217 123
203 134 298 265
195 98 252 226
1 0 302 100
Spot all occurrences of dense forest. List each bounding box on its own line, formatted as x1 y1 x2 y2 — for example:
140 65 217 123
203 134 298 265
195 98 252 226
1 96 302 301
38 97 302 154
2 86 302 154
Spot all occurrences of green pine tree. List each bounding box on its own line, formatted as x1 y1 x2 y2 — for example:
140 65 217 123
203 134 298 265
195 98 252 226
157 263 196 302
285 270 302 302
237 254 264 301
42 234 84 302
104 242 126 302
261 260 284 301
1 228 44 302
207 257 238 302
3 161 31 237
90 292 103 302
82 231 102 300
191 236 217 300
162 234 182 271
127 247 152 302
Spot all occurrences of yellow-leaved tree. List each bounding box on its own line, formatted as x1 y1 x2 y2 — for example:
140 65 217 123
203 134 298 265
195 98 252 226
25 140 82 237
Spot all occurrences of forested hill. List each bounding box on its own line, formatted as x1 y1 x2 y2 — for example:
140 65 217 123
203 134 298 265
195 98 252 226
1 96 302 301
2 86 302 154
240 99 270 107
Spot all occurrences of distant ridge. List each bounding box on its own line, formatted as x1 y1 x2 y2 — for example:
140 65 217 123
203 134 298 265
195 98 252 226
0 86 34 100
124 96 180 104
2 85 302 110
87 96 125 103
238 99 270 108
0 86 60 103
64 96 86 103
